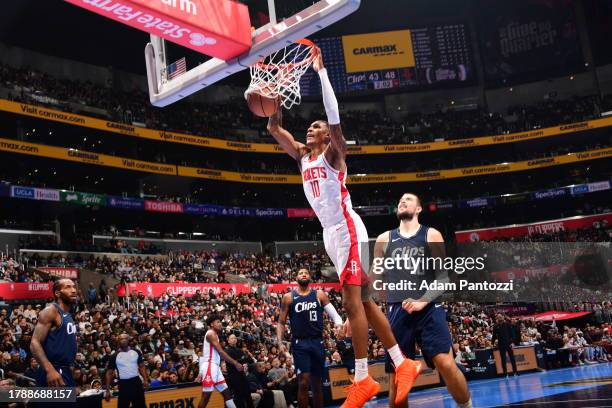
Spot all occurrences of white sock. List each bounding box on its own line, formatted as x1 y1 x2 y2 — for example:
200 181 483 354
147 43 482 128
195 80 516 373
458 398 473 408
355 358 369 382
388 345 406 368
225 399 237 408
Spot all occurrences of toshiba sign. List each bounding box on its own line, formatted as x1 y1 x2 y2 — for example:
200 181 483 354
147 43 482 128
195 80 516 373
64 0 251 60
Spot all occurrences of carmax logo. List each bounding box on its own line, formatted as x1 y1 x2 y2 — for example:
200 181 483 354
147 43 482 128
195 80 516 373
353 44 398 56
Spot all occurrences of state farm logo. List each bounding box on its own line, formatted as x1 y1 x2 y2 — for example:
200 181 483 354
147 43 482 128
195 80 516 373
161 0 197 16
190 32 216 46
77 0 217 47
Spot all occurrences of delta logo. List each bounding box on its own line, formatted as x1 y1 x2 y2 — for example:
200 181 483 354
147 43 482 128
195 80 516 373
70 0 216 46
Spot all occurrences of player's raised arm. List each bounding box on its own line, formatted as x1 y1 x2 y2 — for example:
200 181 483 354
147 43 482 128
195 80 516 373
313 48 347 166
267 99 308 161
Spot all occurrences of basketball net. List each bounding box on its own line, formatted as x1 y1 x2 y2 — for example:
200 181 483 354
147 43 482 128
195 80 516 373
246 39 316 110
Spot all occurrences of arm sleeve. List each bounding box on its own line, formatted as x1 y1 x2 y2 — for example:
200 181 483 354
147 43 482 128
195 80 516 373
107 353 117 370
318 68 340 125
324 303 343 326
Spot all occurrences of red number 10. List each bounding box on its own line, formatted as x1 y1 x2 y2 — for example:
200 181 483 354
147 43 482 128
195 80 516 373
311 181 321 198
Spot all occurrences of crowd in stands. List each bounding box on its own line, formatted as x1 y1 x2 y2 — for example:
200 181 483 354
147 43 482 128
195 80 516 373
1 291 611 400
1 63 609 146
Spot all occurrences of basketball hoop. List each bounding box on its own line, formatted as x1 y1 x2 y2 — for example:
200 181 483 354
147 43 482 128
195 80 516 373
246 39 317 110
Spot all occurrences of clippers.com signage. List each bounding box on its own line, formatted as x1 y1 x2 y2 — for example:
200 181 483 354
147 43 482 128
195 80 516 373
0 282 53 300
455 213 612 242
64 0 252 60
125 282 342 298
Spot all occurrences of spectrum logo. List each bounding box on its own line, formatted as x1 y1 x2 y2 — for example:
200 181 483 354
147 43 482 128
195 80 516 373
73 0 216 45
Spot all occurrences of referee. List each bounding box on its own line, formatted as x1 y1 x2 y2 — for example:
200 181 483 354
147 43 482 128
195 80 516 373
104 333 149 407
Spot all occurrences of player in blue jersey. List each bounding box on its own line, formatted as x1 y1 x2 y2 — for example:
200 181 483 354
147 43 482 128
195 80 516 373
375 193 472 408
277 268 344 408
30 279 78 405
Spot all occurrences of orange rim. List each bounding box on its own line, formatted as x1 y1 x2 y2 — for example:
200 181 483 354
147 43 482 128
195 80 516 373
253 38 317 71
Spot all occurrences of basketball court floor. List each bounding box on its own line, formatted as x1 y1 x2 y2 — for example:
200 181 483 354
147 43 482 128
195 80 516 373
331 363 612 408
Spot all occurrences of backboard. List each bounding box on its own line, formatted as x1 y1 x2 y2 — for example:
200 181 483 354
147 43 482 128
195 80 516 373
145 0 361 107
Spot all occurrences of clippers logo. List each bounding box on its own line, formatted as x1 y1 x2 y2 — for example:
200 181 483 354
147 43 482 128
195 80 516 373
67 322 77 335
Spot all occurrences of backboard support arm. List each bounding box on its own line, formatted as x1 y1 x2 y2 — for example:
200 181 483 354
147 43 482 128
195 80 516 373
145 0 361 107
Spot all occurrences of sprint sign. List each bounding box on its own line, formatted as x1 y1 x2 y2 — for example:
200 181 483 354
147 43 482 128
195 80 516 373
64 0 252 60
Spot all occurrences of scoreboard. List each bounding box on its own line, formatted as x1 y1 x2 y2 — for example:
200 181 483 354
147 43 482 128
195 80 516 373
301 23 474 96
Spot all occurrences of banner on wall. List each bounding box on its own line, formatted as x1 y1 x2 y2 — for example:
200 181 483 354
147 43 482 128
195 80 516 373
127 283 251 297
107 196 145 210
455 212 612 242
287 208 317 218
38 267 79 279
61 191 106 206
3 99 612 155
1 136 611 184
531 187 568 200
0 282 53 300
144 200 184 213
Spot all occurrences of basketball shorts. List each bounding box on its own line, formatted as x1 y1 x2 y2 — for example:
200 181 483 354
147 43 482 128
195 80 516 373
384 303 453 372
35 365 75 387
323 209 370 287
33 365 76 408
200 360 227 392
291 337 325 378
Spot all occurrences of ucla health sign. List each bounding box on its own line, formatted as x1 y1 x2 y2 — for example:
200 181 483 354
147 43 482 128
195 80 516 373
10 186 35 199
11 186 61 201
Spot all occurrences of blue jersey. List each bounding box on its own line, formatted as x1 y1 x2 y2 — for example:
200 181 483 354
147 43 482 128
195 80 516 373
383 225 435 303
43 303 77 366
288 289 324 339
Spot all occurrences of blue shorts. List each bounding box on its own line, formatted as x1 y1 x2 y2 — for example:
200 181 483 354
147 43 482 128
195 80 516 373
385 303 452 373
35 365 75 387
32 365 76 408
291 337 325 378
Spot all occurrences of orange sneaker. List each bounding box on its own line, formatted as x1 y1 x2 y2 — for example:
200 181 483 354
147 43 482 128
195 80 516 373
394 359 422 404
340 375 380 408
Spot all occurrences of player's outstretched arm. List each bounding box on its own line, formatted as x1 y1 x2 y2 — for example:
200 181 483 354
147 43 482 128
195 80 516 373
267 100 308 161
312 47 347 167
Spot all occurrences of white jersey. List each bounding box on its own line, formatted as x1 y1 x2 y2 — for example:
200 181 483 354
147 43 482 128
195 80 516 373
202 330 221 365
301 152 354 229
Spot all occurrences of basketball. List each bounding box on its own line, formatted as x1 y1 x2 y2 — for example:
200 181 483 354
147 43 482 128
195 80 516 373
246 90 279 117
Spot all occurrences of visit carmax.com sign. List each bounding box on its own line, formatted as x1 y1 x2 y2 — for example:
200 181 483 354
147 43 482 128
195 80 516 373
342 30 415 73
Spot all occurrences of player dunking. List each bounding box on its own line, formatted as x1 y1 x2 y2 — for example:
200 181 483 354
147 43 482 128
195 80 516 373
375 193 472 408
197 315 242 408
277 268 344 408
30 279 78 408
267 48 421 408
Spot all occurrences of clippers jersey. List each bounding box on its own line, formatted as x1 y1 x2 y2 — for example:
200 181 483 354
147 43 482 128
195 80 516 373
288 289 324 339
202 330 221 365
383 225 435 303
44 303 77 366
301 152 352 229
